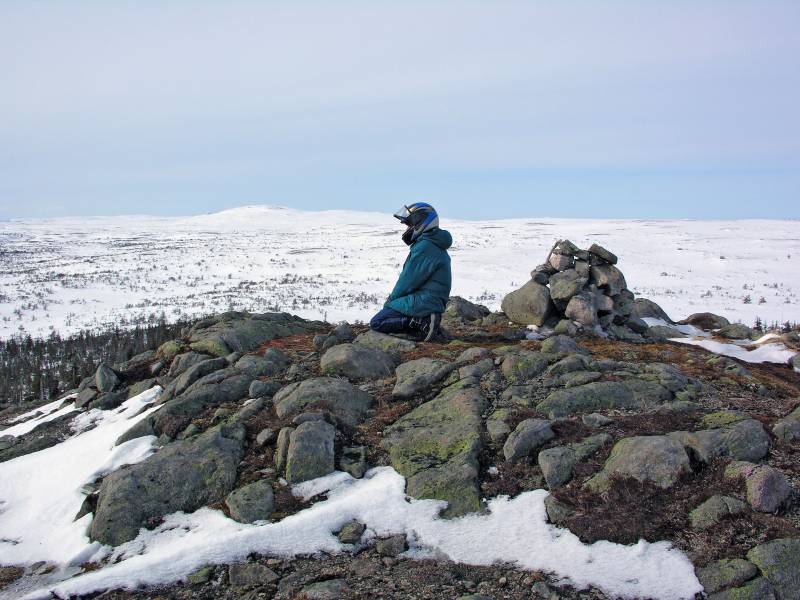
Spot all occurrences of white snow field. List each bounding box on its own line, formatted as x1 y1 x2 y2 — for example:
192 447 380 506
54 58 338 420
1 206 798 341
0 390 701 600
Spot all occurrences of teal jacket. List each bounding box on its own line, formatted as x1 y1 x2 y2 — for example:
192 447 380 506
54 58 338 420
385 228 452 317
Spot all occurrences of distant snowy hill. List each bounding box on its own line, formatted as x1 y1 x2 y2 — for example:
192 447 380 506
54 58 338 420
1 206 798 339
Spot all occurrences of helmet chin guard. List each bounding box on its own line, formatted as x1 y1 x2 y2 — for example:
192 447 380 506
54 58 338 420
394 202 439 245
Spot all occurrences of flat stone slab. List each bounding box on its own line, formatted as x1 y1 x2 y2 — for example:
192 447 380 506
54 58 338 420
392 358 455 400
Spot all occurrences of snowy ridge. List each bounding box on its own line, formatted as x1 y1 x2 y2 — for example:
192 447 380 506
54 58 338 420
1 206 798 340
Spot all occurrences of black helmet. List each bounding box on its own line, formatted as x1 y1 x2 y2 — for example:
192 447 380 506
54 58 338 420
393 202 439 246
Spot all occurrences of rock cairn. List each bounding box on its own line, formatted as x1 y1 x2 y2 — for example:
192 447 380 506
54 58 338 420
501 239 649 340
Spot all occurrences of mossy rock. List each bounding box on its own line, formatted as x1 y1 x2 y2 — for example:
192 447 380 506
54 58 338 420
702 411 748 429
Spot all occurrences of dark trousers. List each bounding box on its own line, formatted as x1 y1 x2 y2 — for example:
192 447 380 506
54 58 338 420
369 307 412 334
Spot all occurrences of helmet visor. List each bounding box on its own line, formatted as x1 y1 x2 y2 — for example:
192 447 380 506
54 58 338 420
393 206 412 224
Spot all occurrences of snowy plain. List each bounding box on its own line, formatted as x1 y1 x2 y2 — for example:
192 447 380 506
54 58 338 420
0 389 702 600
1 205 798 340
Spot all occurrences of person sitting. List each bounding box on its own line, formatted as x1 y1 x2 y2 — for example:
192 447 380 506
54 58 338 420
369 202 451 342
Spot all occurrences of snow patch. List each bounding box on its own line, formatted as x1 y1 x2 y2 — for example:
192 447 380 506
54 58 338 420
28 468 701 600
0 388 163 567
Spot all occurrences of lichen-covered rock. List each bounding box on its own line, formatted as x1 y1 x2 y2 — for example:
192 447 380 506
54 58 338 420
340 446 368 478
382 380 486 517
235 349 290 377
501 280 555 326
538 433 611 489
503 419 554 462
273 377 373 427
669 419 770 464
152 369 251 437
228 563 280 587
708 577 775 600
353 330 416 356
544 494 574 525
697 558 759 595
392 358 455 400
689 495 747 529
157 340 184 362
772 405 800 441
314 322 355 352
338 521 366 545
91 424 245 546
541 335 588 356
548 269 588 309
225 479 275 523
537 380 671 418
285 420 336 484
746 538 800 599
501 351 550 383
725 462 791 513
586 435 691 492
458 358 494 380
162 357 227 402
321 343 396 381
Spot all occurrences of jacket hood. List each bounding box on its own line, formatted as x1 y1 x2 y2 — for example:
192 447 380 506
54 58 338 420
419 227 452 250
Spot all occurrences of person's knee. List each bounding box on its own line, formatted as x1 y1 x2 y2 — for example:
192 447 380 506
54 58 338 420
369 312 383 331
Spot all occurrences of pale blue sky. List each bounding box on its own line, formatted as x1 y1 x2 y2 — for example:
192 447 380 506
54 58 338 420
1 1 798 220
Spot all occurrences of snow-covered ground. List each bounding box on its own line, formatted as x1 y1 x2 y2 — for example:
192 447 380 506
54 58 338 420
0 389 702 600
1 206 798 340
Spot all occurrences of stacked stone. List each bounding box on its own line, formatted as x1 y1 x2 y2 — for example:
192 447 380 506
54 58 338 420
501 239 648 338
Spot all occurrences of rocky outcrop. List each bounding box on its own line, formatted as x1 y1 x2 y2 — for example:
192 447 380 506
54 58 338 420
187 311 324 357
382 380 486 517
91 424 245 546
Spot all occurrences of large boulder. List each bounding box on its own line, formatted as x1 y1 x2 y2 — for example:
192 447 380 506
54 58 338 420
585 435 691 492
285 420 336 484
273 378 373 427
91 424 245 546
718 323 754 340
188 312 323 357
382 380 486 517
95 363 120 393
320 344 396 381
393 358 455 400
537 380 671 418
501 281 554 326
588 243 617 265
